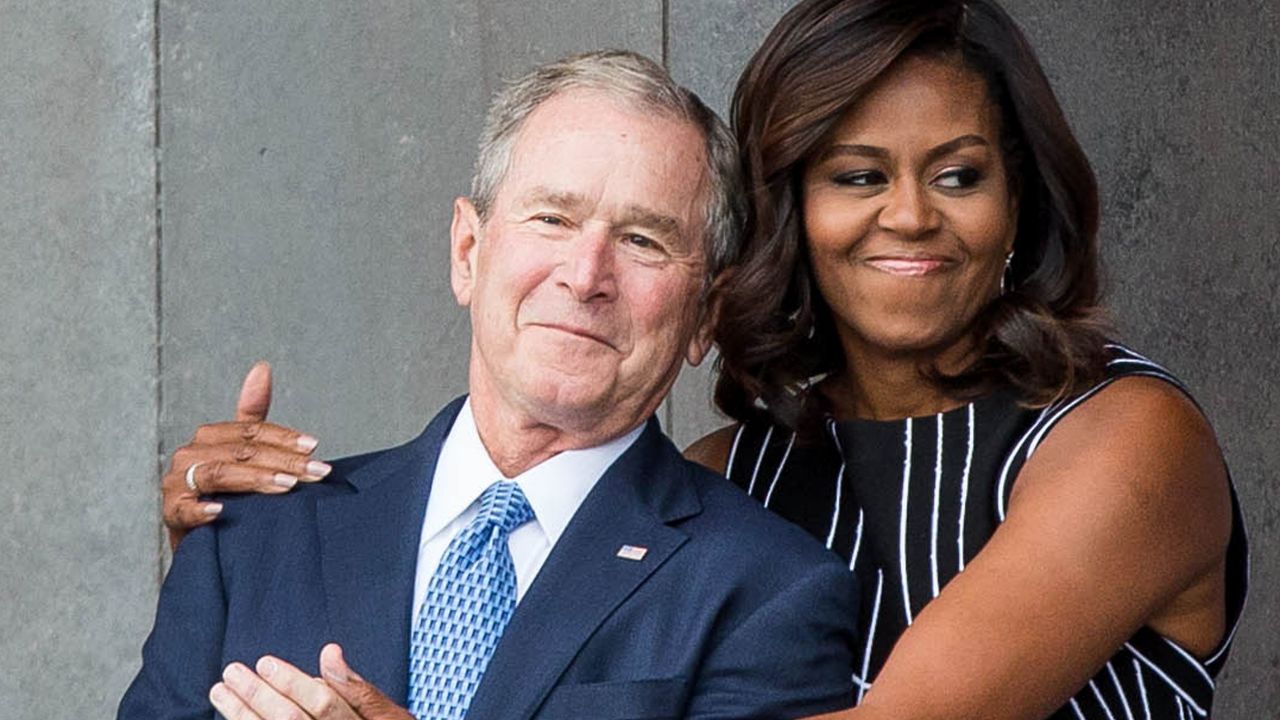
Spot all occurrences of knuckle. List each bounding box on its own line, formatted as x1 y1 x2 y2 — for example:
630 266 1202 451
239 421 262 441
233 442 257 462
172 447 191 466
313 691 336 715
192 425 212 444
208 461 227 483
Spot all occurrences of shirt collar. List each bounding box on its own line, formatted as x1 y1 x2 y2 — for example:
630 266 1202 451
423 398 644 545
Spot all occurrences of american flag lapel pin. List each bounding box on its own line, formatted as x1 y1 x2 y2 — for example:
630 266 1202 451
616 544 648 561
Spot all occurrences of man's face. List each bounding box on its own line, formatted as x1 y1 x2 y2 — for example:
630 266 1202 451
451 89 715 439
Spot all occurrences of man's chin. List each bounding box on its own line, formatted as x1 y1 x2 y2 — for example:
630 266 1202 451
517 379 634 432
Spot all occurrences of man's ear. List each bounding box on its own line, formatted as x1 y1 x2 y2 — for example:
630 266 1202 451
450 197 483 306
685 269 732 367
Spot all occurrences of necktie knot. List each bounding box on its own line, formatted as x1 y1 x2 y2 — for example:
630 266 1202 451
476 480 534 536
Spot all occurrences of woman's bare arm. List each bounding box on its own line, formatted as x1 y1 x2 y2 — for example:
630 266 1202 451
824 376 1233 720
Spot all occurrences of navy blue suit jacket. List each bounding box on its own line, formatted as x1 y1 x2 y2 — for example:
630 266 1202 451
119 398 858 719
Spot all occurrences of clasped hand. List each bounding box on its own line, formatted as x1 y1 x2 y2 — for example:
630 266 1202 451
210 643 412 720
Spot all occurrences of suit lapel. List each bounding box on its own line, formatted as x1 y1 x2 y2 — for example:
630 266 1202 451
466 421 703 720
315 397 464 703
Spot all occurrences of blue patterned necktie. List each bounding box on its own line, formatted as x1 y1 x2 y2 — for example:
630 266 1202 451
407 480 535 720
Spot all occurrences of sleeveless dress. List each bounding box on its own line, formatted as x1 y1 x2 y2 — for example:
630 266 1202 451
723 344 1248 719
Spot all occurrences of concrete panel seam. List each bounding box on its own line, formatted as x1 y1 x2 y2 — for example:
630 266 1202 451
152 0 166 593
661 0 670 67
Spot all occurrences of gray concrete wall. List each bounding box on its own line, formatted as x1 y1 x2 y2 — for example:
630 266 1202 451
0 1 159 716
1 1 1274 717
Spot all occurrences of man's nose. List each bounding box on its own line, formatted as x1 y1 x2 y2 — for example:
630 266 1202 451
557 226 618 302
877 180 940 238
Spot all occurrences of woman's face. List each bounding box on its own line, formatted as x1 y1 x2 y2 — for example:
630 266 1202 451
802 54 1018 365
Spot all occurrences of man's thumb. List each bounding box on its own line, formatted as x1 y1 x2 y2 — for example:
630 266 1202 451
235 361 273 422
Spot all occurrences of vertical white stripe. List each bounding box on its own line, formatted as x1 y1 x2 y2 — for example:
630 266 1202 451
1177 697 1187 720
1107 661 1137 720
996 405 1053 521
763 432 795 508
849 508 864 570
825 463 845 549
1069 698 1086 720
1133 659 1152 720
1089 679 1118 720
958 403 975 571
929 413 944 597
899 418 914 625
725 424 745 477
856 569 885 704
745 426 773 496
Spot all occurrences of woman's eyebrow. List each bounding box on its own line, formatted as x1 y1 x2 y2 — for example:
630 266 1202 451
816 134 990 165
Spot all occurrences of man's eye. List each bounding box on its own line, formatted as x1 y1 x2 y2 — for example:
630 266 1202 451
535 214 565 226
934 167 983 189
832 170 886 187
623 234 658 250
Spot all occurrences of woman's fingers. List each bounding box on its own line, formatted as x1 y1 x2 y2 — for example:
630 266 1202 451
191 421 318 455
162 442 332 535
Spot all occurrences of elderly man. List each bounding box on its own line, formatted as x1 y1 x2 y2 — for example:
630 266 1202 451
118 51 857 720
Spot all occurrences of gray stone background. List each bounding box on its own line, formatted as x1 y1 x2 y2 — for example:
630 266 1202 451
0 0 1274 716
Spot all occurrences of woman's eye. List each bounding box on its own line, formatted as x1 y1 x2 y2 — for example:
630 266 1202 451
832 170 886 187
934 167 983 189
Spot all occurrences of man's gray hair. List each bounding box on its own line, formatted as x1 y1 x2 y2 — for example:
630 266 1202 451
470 50 743 279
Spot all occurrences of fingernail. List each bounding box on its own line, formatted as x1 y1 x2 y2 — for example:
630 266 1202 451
223 663 246 682
210 683 230 702
203 502 224 516
258 657 278 678
297 435 319 452
306 461 332 478
273 473 298 489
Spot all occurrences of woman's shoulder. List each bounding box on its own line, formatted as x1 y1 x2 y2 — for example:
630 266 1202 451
1009 346 1233 569
1042 342 1216 461
683 424 742 475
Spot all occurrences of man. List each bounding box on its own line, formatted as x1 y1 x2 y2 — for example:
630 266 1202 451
119 51 857 720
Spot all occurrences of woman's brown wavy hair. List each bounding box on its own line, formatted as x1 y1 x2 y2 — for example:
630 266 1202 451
714 0 1112 431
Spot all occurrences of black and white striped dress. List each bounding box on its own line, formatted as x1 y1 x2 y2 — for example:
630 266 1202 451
724 345 1248 719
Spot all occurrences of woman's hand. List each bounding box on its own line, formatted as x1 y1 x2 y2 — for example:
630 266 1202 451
162 361 329 549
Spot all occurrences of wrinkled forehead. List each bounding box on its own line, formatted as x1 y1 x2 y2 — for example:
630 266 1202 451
499 91 712 242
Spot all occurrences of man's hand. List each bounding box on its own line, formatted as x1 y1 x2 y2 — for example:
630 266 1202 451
163 361 330 548
210 644 413 720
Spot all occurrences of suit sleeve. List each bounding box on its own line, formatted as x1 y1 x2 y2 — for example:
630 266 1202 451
116 523 227 720
684 560 859 719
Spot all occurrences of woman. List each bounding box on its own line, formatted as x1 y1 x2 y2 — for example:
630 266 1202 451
686 1 1246 718
161 1 1247 717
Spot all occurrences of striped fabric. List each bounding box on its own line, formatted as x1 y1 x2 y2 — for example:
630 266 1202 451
725 344 1248 719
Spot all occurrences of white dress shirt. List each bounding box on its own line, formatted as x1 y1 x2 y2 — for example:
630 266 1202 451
411 399 643 620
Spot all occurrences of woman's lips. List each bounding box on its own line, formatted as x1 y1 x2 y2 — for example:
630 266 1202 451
864 257 952 276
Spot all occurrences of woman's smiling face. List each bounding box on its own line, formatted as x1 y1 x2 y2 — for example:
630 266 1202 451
802 53 1018 365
